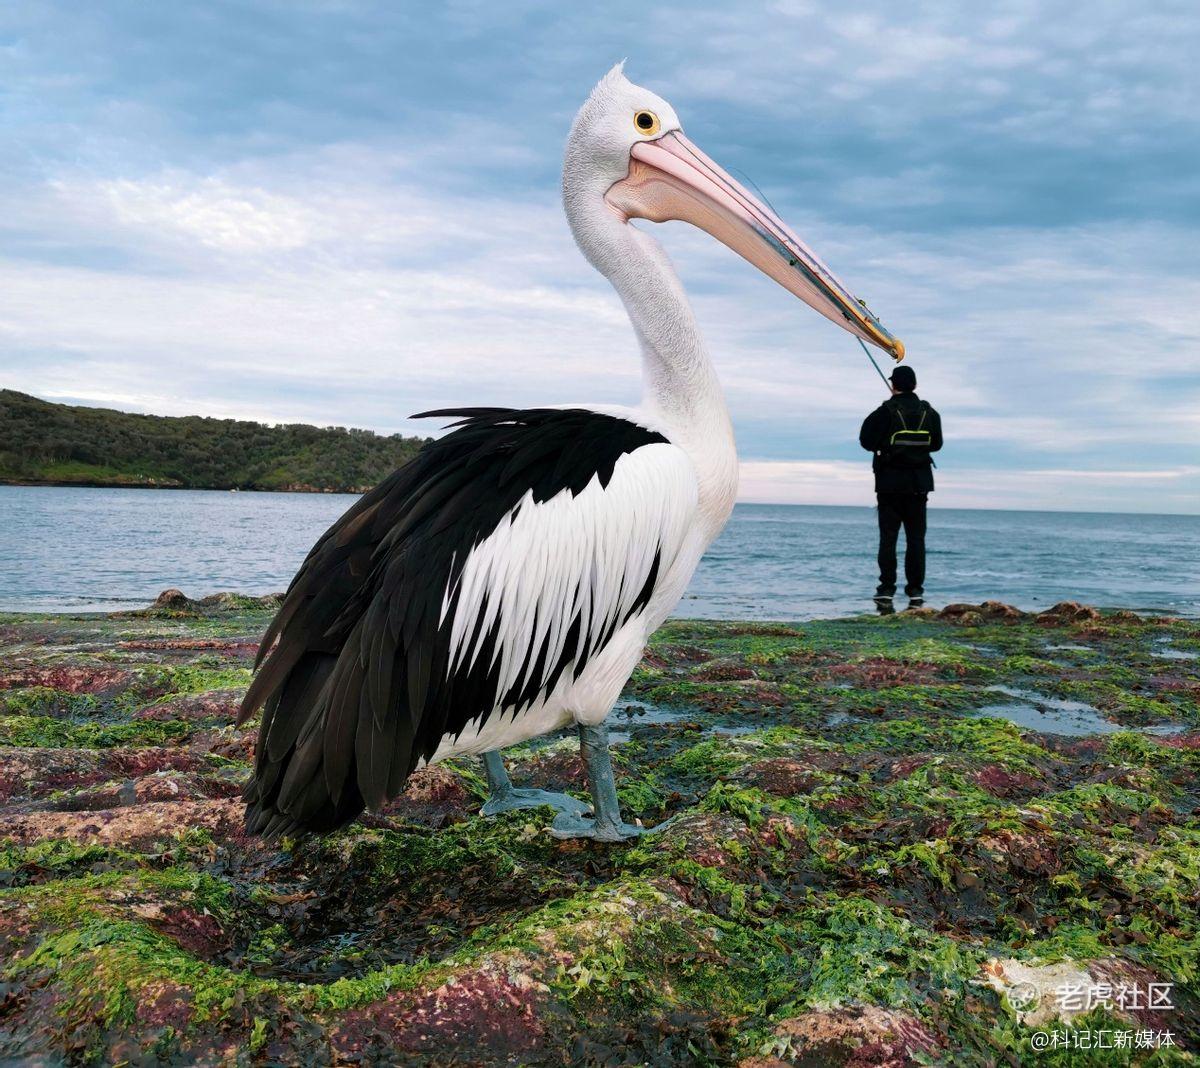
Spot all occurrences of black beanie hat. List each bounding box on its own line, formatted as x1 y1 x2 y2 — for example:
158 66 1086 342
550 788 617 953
889 365 916 391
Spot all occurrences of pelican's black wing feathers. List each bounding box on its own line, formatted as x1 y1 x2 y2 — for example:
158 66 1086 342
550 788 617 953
240 407 678 838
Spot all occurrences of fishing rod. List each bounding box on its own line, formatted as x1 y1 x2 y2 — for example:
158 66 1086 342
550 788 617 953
850 295 901 392
857 336 893 391
730 166 901 397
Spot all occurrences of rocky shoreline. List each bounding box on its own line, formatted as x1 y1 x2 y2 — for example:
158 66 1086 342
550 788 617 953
0 480 372 493
1 595 1197 1064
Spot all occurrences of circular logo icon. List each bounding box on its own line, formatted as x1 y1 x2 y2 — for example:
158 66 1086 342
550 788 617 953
1009 981 1040 1012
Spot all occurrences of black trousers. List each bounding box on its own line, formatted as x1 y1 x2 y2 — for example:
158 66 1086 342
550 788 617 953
876 492 927 596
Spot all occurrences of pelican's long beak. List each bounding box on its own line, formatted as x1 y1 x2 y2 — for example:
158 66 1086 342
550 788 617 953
605 131 903 360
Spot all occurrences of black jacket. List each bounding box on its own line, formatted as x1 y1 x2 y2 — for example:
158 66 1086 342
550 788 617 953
859 392 943 494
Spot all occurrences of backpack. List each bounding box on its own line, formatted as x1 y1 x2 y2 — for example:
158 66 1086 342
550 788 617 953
883 400 933 468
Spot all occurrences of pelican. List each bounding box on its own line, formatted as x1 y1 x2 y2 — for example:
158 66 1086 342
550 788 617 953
239 65 902 841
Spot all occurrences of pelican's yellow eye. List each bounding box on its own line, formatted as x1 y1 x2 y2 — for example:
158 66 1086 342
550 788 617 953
633 110 660 136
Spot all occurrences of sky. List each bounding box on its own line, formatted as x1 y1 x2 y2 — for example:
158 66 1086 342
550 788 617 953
1 1 1198 513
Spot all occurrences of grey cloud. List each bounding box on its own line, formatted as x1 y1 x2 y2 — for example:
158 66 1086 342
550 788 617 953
0 1 1197 512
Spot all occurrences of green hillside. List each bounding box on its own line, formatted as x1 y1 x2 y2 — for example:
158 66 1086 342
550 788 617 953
0 390 429 493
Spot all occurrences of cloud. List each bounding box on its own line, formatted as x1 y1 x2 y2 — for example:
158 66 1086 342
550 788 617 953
0 2 1197 513
740 460 1200 514
94 178 318 252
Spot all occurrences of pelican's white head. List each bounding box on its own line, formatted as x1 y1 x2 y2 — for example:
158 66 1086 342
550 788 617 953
563 64 903 360
564 63 683 194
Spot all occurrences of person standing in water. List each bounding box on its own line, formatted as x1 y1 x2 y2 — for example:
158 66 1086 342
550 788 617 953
859 365 943 608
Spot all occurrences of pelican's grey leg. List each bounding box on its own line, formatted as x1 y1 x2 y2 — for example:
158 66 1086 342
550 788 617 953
479 750 591 818
549 722 658 841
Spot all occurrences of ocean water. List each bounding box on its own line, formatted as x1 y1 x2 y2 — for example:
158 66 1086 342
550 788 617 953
1 486 1197 618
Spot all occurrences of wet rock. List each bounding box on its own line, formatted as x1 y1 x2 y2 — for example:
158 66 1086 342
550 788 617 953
818 794 867 814
980 957 1095 1026
1 598 1196 1062
131 979 194 1035
329 955 548 1060
723 623 802 638
822 658 945 688
0 746 204 803
134 690 242 723
195 728 256 762
152 588 193 610
378 765 476 828
938 601 1025 624
1088 958 1200 1032
149 906 229 958
132 588 282 616
2 798 244 847
107 748 204 778
36 770 242 813
0 747 103 802
978 957 1191 1031
518 749 588 792
649 810 801 888
660 643 716 664
118 637 259 658
937 604 983 624
980 600 1026 619
886 755 933 781
1155 731 1200 750
977 829 1062 876
736 757 820 796
969 765 1044 798
1037 601 1103 625
640 646 671 669
198 591 284 610
0 665 131 694
650 812 759 872
754 1005 942 1067
1049 735 1106 759
693 660 758 682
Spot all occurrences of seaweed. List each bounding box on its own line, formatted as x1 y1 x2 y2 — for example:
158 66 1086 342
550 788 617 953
1 601 1197 1064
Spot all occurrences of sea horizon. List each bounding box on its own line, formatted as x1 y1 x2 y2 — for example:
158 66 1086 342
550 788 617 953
2 485 1197 619
3 480 1197 520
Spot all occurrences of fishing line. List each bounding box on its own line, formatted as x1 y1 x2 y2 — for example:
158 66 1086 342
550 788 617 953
727 159 901 395
728 166 783 219
857 336 893 391
729 161 898 398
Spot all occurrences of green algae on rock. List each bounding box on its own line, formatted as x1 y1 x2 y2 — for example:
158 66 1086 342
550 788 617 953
0 597 1198 1064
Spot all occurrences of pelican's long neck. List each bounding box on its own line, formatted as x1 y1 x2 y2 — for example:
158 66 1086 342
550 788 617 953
564 183 732 440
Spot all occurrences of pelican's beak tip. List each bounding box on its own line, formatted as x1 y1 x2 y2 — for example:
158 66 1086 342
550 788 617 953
891 339 905 362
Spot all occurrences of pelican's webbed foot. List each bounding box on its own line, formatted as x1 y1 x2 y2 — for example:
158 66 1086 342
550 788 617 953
480 750 591 818
547 809 651 841
546 722 668 842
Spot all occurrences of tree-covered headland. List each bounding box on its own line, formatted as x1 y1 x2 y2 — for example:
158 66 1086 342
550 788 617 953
0 390 429 493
